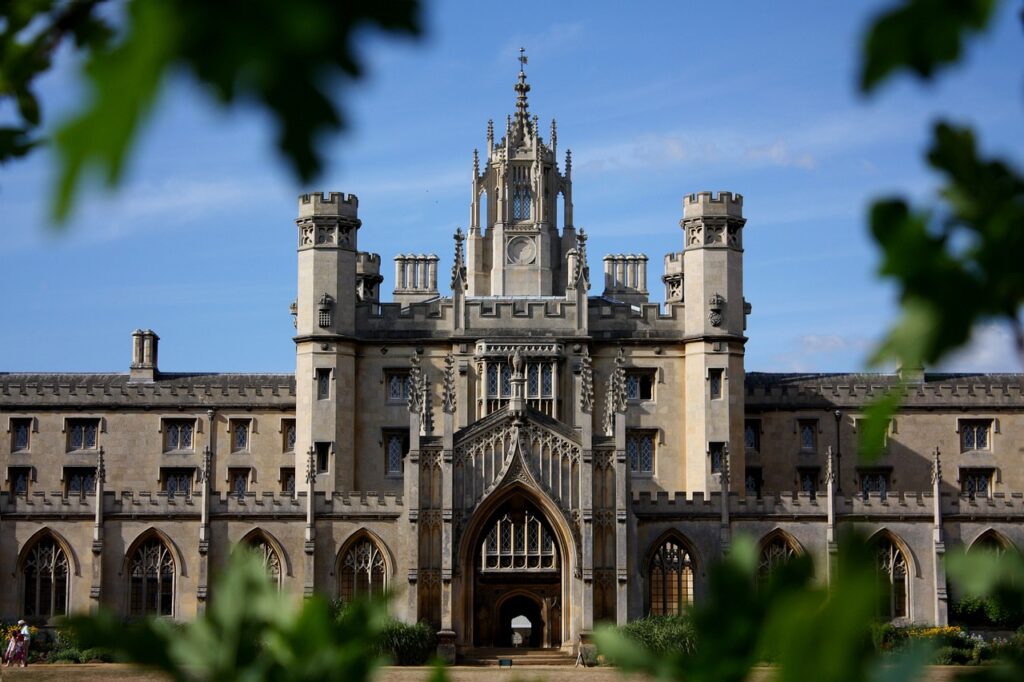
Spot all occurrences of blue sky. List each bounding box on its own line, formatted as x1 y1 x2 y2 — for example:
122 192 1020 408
1 0 1022 374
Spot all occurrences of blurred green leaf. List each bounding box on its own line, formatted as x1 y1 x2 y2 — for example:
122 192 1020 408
64 548 391 681
859 386 903 463
2 0 422 221
53 0 178 220
861 0 997 92
870 122 1024 369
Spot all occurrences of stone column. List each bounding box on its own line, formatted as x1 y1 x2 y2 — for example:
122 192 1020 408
303 445 317 598
197 409 215 611
438 357 456 659
89 447 105 612
720 444 731 555
578 351 595 634
931 448 948 625
614 413 628 626
825 446 837 586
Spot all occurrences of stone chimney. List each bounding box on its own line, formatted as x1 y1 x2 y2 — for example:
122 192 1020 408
130 329 159 382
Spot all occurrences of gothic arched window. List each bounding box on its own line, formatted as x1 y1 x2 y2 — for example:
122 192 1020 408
22 536 70 618
648 537 694 615
512 187 531 220
129 537 175 617
758 535 797 581
339 538 387 603
247 536 283 587
875 536 909 620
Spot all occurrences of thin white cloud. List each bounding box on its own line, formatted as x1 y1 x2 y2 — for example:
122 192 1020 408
743 140 817 169
498 23 585 65
936 322 1024 373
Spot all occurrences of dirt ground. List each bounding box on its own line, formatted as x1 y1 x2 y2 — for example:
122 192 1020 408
0 663 978 681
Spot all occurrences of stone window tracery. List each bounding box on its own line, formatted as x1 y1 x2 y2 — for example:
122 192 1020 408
483 359 557 416
22 536 69 619
231 420 250 452
385 371 411 403
875 536 909 620
960 420 991 452
384 431 408 476
67 418 99 451
339 539 387 602
798 420 817 453
282 419 296 453
745 419 761 452
161 468 193 498
481 512 557 572
758 536 797 580
625 371 654 401
627 431 655 474
961 468 993 500
648 538 694 616
860 471 890 500
65 467 95 497
129 537 175 617
247 536 282 587
164 419 194 452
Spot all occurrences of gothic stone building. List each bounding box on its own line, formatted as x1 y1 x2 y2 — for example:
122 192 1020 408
2 68 1023 656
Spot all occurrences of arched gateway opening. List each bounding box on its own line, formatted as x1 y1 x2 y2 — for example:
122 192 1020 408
467 491 566 648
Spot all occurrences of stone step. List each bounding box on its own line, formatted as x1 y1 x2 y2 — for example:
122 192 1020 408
460 647 575 666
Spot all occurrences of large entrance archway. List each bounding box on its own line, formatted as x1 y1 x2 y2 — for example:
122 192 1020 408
464 489 567 648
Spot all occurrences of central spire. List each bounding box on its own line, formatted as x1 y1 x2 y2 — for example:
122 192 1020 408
513 48 532 143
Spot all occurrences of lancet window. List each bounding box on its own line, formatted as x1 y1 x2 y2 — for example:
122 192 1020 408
339 539 387 603
875 536 909 620
648 538 694 615
22 536 69 619
480 512 557 572
129 537 175 617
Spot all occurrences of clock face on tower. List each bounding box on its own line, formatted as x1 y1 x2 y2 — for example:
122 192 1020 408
506 236 537 265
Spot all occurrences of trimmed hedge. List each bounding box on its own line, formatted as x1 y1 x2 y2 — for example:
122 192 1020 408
376 620 436 665
620 615 696 657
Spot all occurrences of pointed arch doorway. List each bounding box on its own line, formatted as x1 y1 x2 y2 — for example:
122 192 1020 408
466 489 566 648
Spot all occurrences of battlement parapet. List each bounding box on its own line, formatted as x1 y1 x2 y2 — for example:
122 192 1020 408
0 372 296 408
298 191 359 218
356 252 382 273
319 490 404 517
745 372 1024 410
683 191 744 219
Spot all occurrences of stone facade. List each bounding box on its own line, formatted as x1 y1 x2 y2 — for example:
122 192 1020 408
2 65 1023 655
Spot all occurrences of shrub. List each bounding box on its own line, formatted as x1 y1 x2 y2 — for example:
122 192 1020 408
376 620 436 666
79 647 114 663
48 647 83 663
870 622 907 651
951 596 1024 628
620 615 696 657
578 643 599 667
933 645 972 665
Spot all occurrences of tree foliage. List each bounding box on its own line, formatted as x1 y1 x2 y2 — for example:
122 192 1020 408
0 0 422 221
63 549 392 681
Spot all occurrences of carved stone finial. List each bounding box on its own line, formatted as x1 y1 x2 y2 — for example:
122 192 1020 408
565 148 572 175
451 227 467 291
580 350 594 414
472 149 479 176
550 119 557 151
573 229 590 290
825 446 834 485
442 354 456 414
931 447 942 485
199 445 212 484
305 446 317 485
722 443 731 488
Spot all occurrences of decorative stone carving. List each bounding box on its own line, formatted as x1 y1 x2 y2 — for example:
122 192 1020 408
931 447 942 485
442 354 456 414
506 236 537 265
708 293 726 328
602 348 627 435
451 228 467 291
580 351 594 414
408 354 424 415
